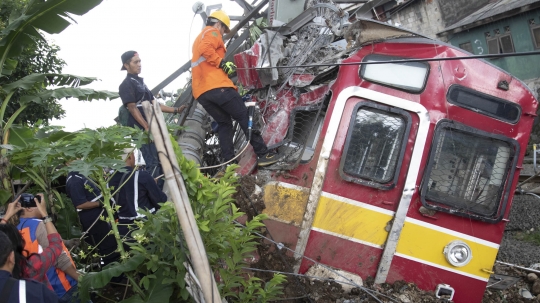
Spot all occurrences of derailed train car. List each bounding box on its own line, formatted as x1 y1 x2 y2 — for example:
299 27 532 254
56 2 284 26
230 18 538 302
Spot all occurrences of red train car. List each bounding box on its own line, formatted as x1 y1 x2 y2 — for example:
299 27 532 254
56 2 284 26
233 20 538 302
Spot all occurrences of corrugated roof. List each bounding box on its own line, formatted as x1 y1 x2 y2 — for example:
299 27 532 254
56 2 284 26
441 0 540 34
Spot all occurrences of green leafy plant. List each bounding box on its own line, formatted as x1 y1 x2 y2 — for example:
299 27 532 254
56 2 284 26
78 135 285 302
0 0 117 203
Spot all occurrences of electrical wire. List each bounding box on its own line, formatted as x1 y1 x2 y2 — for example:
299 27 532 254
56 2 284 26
199 141 251 170
237 50 540 70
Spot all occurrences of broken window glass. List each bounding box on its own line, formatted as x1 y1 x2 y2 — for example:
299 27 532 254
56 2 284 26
421 121 518 221
340 104 410 189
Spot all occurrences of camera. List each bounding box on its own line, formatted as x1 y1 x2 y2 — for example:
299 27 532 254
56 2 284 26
19 193 40 208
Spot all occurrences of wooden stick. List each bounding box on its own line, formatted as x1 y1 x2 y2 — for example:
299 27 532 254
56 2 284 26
142 101 221 303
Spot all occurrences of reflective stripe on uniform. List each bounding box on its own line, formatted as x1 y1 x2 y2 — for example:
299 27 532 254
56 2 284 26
118 171 149 220
19 280 26 303
191 56 206 68
119 208 155 221
191 28 217 69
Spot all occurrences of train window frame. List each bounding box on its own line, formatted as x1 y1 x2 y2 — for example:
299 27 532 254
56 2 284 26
359 54 430 94
420 120 519 223
339 102 412 190
447 84 521 124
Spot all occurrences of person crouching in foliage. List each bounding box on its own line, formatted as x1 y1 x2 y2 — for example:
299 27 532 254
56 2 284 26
65 170 120 266
108 148 167 238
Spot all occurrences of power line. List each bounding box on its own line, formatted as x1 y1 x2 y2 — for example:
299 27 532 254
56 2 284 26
236 50 540 70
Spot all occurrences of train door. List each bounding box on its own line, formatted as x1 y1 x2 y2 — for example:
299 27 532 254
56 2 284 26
294 85 429 281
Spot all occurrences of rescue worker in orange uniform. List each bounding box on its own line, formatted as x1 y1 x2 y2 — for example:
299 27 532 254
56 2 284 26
16 195 81 303
191 10 280 166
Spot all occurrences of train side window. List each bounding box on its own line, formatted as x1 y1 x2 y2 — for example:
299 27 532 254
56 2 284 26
339 102 412 190
447 85 521 124
280 108 325 163
420 120 519 223
359 54 429 93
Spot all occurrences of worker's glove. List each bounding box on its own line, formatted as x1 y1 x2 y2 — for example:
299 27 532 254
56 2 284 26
220 60 236 75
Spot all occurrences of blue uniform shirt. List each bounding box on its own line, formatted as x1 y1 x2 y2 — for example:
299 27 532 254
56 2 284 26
65 172 103 228
108 166 167 221
0 270 59 303
118 74 155 130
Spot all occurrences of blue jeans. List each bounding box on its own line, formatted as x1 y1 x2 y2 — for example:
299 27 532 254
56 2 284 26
198 87 268 161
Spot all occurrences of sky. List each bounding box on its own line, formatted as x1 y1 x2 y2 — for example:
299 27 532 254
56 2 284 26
48 0 243 131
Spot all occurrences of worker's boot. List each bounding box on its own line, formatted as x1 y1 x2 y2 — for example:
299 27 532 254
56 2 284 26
257 151 281 167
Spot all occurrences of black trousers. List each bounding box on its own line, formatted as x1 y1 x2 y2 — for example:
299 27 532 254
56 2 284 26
140 142 164 189
198 87 268 161
79 209 120 265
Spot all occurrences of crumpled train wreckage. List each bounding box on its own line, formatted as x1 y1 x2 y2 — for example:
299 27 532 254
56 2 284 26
230 6 418 175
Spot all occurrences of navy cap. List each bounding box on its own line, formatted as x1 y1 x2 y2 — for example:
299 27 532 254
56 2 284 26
121 51 138 71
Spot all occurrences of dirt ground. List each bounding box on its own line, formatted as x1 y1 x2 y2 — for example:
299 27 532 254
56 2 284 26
233 175 540 303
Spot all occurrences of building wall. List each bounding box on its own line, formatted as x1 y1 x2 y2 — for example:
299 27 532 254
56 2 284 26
437 0 490 27
390 0 446 40
447 8 540 86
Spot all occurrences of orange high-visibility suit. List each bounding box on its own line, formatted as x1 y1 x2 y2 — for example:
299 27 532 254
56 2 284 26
191 26 236 99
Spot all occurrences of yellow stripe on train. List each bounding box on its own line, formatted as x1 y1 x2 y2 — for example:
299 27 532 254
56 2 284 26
397 218 498 280
313 193 393 247
311 192 497 280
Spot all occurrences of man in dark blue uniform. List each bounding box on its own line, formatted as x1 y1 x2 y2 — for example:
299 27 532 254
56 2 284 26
0 231 59 303
65 171 119 266
118 51 186 187
108 148 167 237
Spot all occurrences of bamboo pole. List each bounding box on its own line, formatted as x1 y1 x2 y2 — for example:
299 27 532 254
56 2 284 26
142 101 221 303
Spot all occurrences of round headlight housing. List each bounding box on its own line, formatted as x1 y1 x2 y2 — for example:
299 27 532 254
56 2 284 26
443 240 472 267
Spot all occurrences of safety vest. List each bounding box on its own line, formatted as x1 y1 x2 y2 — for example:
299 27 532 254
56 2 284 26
18 218 77 298
18 218 41 257
191 26 236 99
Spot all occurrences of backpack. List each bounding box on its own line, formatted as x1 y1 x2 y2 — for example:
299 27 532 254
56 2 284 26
118 105 130 126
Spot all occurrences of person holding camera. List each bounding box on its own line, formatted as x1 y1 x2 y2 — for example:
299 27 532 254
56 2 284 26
0 230 59 303
0 194 63 290
16 193 81 302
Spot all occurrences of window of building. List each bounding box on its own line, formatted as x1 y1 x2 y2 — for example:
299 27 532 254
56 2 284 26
531 24 540 49
487 37 500 54
486 27 515 54
339 103 411 190
459 41 473 53
420 120 519 223
499 34 515 53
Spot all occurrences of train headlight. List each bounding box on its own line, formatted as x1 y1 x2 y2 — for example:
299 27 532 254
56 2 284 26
443 241 472 267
